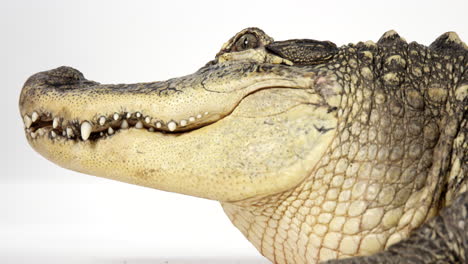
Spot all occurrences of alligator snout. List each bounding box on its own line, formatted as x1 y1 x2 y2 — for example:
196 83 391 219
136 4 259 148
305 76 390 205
19 66 221 142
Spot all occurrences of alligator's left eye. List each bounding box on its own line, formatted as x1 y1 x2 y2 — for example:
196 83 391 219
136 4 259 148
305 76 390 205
233 33 259 51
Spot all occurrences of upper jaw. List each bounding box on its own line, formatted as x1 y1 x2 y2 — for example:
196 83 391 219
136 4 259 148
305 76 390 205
19 61 316 142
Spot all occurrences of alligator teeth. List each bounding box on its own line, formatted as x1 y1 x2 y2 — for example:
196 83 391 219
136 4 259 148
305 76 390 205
53 117 60 128
23 115 32 128
66 127 74 138
98 116 106 126
25 110 206 141
37 128 45 136
31 111 39 122
135 121 143 129
80 121 92 141
167 121 177 131
121 120 129 129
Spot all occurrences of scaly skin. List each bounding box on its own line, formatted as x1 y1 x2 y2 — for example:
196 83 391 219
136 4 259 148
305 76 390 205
324 191 468 263
19 28 467 263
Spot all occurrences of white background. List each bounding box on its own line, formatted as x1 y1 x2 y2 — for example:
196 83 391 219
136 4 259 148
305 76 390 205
1 0 467 263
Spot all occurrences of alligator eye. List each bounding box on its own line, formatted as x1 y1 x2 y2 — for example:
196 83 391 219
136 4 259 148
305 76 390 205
233 33 259 51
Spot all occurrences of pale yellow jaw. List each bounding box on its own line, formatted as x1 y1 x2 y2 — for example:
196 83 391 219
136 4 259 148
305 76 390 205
26 88 338 202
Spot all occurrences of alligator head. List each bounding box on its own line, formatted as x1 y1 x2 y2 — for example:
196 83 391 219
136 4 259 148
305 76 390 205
19 28 341 202
19 28 468 263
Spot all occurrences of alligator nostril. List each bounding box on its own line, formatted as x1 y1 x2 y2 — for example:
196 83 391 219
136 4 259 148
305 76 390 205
28 67 78 87
20 66 99 111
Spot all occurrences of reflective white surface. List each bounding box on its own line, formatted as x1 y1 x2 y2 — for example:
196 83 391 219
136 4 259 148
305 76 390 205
1 0 467 263
0 183 269 263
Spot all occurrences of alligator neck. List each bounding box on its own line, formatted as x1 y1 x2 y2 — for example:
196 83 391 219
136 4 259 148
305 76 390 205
221 82 447 263
222 165 438 263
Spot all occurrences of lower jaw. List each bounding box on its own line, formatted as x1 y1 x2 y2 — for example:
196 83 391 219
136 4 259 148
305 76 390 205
27 103 336 203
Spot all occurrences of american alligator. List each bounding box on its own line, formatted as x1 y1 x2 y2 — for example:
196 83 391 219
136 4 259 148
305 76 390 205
19 28 467 263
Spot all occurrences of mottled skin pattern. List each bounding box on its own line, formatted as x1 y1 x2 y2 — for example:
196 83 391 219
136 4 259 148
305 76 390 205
222 30 468 263
19 28 467 263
